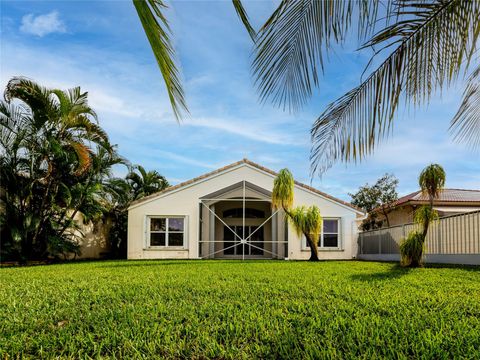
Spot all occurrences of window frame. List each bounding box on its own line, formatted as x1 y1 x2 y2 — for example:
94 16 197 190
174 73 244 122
146 216 187 249
301 217 342 250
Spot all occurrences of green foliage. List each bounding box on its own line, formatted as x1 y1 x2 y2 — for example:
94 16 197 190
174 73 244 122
126 165 169 200
133 0 187 121
0 77 117 262
450 66 480 149
400 231 425 267
1 261 479 358
271 168 294 210
234 0 480 173
419 164 446 205
272 168 322 261
289 205 322 261
288 205 322 240
350 173 398 229
103 167 169 259
401 164 446 268
414 205 439 229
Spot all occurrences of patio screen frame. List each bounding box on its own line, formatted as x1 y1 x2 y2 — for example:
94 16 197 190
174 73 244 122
198 181 287 260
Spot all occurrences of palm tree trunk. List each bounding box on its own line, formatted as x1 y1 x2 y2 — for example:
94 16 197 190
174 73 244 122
305 235 320 261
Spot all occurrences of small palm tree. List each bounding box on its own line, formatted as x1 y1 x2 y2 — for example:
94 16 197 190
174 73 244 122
272 169 322 261
401 163 445 267
417 163 446 237
126 165 169 200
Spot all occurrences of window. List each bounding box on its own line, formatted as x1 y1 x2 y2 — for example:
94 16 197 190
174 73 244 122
148 217 185 247
322 219 339 248
303 218 341 249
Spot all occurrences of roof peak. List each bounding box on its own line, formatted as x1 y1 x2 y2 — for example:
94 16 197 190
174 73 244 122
129 158 363 212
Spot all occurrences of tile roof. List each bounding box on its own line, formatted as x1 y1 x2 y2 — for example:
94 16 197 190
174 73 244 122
129 158 363 212
392 188 480 207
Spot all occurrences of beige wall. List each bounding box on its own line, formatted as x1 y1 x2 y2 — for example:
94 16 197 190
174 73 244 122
377 206 415 227
67 213 110 259
127 163 361 260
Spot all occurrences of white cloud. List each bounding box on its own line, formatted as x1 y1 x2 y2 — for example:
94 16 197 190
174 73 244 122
20 11 66 37
184 117 307 146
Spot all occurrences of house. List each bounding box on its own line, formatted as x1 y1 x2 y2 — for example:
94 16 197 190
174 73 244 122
375 189 480 227
127 159 364 260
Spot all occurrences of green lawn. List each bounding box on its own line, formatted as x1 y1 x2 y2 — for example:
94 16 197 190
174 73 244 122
1 261 479 359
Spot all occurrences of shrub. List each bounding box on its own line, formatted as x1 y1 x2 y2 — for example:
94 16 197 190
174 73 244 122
400 231 424 267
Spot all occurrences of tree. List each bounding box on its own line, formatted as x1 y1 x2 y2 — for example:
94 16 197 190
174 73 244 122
417 163 446 236
400 163 445 267
102 165 169 258
350 174 399 229
233 0 480 175
272 169 322 261
0 78 114 262
126 165 169 200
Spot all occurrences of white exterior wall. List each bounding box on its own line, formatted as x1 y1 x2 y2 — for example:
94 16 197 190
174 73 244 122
128 163 361 260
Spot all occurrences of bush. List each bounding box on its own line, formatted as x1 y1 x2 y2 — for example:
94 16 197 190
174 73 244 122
400 231 424 267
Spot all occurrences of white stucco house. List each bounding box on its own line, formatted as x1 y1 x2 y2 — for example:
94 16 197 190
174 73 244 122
127 159 364 260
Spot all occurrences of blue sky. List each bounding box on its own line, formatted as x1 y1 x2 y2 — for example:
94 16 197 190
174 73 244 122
1 0 478 201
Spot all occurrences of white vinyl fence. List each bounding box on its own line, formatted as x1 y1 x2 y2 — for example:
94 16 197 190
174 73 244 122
357 210 480 265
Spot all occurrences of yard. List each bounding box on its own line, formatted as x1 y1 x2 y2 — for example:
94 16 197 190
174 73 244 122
1 261 479 359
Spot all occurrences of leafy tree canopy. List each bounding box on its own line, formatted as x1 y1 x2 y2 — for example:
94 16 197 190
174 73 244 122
350 174 399 229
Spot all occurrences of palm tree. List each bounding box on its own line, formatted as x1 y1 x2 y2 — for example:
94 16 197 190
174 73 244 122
233 0 480 175
401 163 446 267
0 78 114 261
417 163 446 237
126 165 169 200
272 169 322 261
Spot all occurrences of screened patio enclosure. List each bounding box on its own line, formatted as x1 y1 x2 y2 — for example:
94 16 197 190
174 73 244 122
198 181 288 259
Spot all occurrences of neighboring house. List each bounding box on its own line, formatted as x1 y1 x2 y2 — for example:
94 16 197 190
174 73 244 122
374 189 480 227
127 159 365 260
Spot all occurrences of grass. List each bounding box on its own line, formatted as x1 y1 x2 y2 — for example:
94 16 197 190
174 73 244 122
1 260 479 359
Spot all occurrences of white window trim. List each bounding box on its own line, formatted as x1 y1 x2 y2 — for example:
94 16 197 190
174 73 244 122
145 215 188 249
301 217 342 251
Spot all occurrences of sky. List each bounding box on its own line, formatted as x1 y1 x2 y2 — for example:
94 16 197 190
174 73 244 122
1 0 479 201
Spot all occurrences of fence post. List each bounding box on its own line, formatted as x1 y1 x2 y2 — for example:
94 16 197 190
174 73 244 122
437 219 441 254
378 232 382 254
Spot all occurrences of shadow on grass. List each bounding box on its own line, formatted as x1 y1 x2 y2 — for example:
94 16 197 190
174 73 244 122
350 264 412 282
95 259 289 269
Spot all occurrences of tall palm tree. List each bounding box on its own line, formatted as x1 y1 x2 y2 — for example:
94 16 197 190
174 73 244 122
272 168 322 261
233 0 480 175
126 165 169 200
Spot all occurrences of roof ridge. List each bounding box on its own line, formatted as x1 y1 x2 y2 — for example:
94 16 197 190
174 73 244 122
129 158 363 212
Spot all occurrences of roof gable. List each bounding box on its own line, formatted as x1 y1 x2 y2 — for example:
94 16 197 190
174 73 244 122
129 158 362 213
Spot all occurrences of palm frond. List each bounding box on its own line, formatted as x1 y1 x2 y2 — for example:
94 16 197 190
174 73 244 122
450 65 480 149
67 115 111 149
418 163 446 199
69 141 92 176
311 0 480 176
252 0 382 111
133 0 188 121
272 168 294 210
4 77 58 130
232 0 256 41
